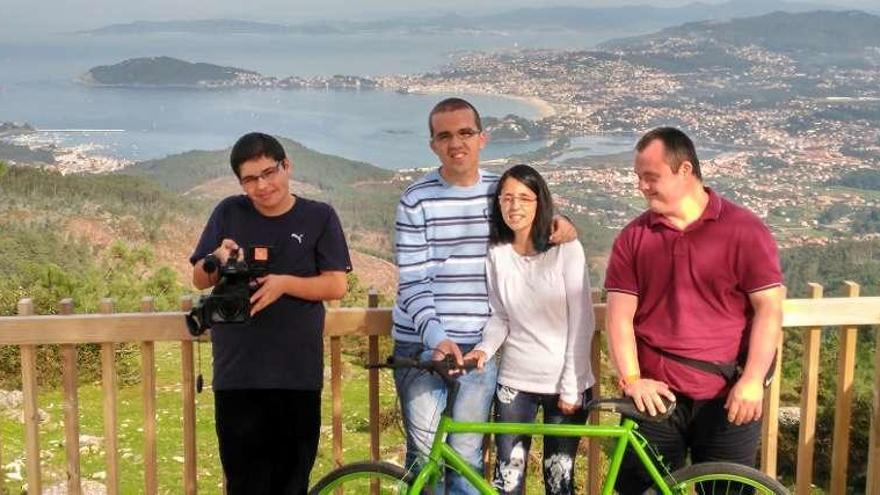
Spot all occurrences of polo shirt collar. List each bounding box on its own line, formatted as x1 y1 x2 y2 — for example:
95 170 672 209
648 187 722 229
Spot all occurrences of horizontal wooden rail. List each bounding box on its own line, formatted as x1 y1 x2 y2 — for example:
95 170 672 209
781 296 880 327
0 307 394 344
2 291 879 495
3 296 879 343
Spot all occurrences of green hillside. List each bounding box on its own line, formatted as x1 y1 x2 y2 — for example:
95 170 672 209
83 56 258 86
602 10 880 69
0 162 194 316
1 162 204 239
125 136 393 193
122 137 402 255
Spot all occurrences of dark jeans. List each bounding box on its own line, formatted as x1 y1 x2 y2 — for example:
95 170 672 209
215 389 321 495
615 394 761 494
492 385 592 495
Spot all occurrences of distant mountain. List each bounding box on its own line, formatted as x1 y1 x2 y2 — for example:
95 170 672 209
80 19 293 35
600 10 880 69
0 122 35 137
80 0 842 38
81 56 257 87
474 0 827 31
603 10 880 53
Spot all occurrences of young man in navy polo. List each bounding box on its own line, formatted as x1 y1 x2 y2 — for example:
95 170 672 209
604 127 784 494
190 132 351 494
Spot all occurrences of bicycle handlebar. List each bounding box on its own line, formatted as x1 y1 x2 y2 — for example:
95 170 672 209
366 355 478 380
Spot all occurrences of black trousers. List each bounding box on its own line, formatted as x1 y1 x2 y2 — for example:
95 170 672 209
615 394 761 494
215 389 321 495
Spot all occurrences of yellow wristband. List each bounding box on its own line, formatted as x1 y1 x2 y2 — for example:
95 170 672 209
619 374 641 388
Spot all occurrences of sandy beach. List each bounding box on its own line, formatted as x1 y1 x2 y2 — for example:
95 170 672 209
384 79 558 120
502 94 557 119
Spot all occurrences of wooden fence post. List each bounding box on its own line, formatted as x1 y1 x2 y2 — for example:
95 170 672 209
830 282 859 495
100 298 119 495
588 290 603 495
59 298 82 495
19 298 41 495
761 287 785 477
141 297 158 495
367 291 381 495
328 300 344 469
179 296 198 495
796 284 823 495
867 312 880 495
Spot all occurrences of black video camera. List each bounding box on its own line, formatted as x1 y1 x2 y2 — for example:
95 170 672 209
185 246 273 337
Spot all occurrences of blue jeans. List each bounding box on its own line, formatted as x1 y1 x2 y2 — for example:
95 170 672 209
393 341 498 495
492 385 592 495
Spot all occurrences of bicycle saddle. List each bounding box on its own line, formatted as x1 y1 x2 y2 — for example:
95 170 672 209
585 397 676 423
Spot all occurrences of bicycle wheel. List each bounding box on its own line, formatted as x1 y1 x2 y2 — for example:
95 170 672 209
648 462 789 495
309 461 432 495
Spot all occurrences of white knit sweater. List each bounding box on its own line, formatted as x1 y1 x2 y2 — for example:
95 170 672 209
474 240 595 405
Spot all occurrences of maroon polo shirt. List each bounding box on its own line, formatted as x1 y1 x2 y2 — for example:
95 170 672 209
604 188 782 399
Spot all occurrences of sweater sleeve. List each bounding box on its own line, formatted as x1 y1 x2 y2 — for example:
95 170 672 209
395 195 446 349
559 241 594 405
474 249 509 359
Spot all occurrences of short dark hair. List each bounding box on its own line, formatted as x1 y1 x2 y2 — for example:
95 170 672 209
428 97 482 137
636 127 701 180
230 132 286 177
489 164 555 253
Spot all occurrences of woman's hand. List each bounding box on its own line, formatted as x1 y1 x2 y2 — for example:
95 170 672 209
462 349 488 370
557 398 580 415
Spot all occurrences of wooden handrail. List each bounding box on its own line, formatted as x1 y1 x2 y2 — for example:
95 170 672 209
0 292 878 494
5 297 880 338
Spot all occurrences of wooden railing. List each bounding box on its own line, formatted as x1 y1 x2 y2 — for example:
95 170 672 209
0 284 878 494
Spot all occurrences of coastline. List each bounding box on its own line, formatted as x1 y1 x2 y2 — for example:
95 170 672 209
384 80 558 120
501 94 557 119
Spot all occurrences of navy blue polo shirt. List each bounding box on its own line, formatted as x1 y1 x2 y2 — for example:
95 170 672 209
190 195 352 391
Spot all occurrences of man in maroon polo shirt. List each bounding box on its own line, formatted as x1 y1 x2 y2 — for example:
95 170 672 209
605 127 784 494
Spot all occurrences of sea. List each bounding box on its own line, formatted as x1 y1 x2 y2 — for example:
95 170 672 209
0 30 636 169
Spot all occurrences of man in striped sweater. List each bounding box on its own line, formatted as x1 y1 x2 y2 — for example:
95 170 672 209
392 98 575 494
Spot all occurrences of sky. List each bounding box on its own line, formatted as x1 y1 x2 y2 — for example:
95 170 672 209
0 0 875 35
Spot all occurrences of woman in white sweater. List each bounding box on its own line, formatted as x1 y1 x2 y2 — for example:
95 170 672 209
465 164 595 495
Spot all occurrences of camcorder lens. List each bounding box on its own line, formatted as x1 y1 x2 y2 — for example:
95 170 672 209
217 297 247 321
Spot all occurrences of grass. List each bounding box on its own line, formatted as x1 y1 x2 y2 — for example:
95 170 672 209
1 339 621 494
0 339 404 494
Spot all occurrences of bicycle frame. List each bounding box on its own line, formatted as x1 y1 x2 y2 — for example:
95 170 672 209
407 413 675 495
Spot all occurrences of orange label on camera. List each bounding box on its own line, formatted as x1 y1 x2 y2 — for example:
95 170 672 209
253 247 269 261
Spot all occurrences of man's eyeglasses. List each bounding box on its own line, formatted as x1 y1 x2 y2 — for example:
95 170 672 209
240 160 283 188
499 194 538 206
431 128 481 144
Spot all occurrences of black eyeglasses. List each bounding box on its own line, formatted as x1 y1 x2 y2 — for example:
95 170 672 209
431 128 481 144
240 160 283 188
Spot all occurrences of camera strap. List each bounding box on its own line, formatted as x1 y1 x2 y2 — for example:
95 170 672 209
196 340 204 394
638 336 776 388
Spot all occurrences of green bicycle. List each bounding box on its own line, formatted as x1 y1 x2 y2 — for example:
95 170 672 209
310 356 788 494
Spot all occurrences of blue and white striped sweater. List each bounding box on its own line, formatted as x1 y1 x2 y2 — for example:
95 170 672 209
392 169 500 349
